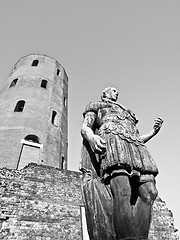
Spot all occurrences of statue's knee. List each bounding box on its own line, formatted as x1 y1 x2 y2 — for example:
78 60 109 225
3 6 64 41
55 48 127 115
140 182 158 203
151 187 158 201
141 194 151 204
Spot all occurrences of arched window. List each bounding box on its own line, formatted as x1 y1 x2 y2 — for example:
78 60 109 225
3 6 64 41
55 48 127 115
57 69 60 76
24 135 40 143
63 97 67 107
61 156 65 169
41 79 47 89
10 78 18 88
14 100 25 112
18 135 42 170
51 110 58 126
31 59 39 66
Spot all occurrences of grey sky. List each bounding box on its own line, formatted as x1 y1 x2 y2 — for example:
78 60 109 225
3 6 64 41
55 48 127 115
0 0 179 231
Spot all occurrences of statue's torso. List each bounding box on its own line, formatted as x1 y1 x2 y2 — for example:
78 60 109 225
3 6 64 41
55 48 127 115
82 100 158 177
96 103 143 145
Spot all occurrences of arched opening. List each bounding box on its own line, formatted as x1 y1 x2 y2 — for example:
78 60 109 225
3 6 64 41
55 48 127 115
63 97 67 107
17 135 41 170
61 156 65 169
31 59 39 66
14 100 25 112
10 78 18 88
51 110 58 126
57 69 60 76
41 79 48 89
24 135 40 143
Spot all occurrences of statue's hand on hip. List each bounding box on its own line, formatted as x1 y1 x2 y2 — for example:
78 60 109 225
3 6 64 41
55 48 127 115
89 134 106 154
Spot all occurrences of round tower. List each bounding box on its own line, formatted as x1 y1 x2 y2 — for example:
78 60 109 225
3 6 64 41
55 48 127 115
0 54 68 170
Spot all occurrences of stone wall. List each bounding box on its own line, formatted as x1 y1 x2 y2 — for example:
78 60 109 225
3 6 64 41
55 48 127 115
0 164 179 240
0 164 82 240
150 197 179 240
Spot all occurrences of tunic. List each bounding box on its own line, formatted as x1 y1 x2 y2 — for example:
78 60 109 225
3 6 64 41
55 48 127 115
81 100 158 182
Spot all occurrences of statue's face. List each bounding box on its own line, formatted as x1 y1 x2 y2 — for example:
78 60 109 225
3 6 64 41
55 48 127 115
105 87 119 102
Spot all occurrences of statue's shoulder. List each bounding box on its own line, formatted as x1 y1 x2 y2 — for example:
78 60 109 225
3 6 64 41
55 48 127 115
126 109 139 124
83 101 109 116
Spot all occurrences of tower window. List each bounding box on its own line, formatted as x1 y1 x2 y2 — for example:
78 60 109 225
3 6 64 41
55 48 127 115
24 135 40 143
31 60 39 66
51 110 58 126
41 79 47 89
61 156 65 169
64 97 67 107
10 78 18 88
14 100 25 112
57 69 60 76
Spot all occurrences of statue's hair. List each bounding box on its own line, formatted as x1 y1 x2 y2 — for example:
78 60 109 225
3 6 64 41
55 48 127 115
101 87 118 99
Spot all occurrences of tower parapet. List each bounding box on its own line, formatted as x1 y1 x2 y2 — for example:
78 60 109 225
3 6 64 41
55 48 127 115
0 54 68 169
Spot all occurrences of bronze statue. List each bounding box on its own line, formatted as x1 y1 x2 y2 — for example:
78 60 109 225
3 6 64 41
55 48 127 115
80 87 163 240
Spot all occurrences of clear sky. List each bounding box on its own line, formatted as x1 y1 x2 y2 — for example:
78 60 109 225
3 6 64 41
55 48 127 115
0 0 179 232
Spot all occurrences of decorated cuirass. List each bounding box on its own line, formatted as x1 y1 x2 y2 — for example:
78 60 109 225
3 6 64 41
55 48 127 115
83 100 143 146
97 103 144 146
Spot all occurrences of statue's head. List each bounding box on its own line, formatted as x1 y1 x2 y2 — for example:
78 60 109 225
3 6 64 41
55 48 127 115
101 87 119 102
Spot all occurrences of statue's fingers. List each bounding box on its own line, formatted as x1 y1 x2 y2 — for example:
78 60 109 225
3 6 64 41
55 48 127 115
100 138 106 144
154 119 163 125
96 136 106 144
98 142 106 150
154 121 161 125
154 123 161 128
95 145 104 153
97 138 106 146
157 117 164 123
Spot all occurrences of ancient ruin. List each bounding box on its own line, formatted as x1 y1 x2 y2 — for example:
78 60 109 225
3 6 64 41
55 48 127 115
0 55 178 239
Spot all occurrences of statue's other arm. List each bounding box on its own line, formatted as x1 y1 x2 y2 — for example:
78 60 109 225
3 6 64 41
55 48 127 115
140 117 164 143
81 112 106 153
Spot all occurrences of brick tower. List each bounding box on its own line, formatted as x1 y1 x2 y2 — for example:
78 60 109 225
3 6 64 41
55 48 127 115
0 54 68 170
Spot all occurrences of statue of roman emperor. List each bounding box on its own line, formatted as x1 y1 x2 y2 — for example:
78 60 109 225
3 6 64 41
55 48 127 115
80 87 163 240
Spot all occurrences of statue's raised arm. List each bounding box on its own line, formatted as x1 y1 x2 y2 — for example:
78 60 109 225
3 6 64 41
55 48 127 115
141 117 164 143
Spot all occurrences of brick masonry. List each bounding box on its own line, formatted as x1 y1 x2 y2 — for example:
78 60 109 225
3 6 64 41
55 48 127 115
0 163 179 240
0 54 68 170
0 55 179 239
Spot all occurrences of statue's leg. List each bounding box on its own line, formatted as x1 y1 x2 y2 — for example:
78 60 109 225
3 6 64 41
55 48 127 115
133 181 158 238
110 175 136 239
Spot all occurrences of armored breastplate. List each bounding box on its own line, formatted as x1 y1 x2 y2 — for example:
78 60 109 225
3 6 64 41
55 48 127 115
98 105 143 145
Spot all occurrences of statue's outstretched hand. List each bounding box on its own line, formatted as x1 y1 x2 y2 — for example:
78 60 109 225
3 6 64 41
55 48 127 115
89 134 106 153
153 117 164 135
